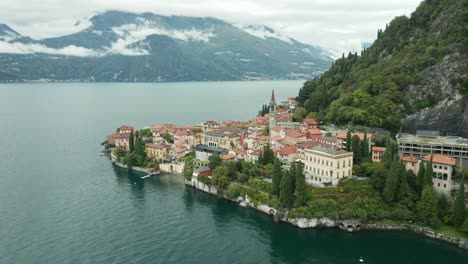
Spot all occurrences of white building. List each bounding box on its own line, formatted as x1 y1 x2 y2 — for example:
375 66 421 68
304 146 353 187
423 154 456 196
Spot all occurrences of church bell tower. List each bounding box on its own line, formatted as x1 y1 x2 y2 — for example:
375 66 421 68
269 89 277 135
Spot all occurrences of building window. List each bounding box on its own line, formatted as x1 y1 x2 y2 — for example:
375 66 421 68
444 184 446 188
437 183 440 187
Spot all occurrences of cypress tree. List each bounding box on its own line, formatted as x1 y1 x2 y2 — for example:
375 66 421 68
361 131 369 158
290 163 297 193
383 155 399 203
453 176 466 228
351 135 361 163
417 162 426 194
272 159 283 196
280 171 294 208
135 136 145 156
397 164 413 205
345 131 352 152
295 162 307 206
424 159 434 187
416 186 439 227
129 130 135 153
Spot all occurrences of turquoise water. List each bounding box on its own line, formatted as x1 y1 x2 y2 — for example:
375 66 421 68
0 81 467 264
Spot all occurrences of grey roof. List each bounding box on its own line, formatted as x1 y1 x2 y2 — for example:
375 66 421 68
416 130 440 138
195 144 228 153
310 146 351 156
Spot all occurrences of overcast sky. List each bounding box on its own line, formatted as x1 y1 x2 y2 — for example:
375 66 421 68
0 0 423 55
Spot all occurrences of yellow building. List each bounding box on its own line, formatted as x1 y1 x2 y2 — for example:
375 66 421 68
371 146 386 163
304 146 353 187
202 127 244 150
145 144 169 161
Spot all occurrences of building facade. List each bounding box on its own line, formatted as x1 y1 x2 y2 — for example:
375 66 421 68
145 144 169 160
303 146 353 187
398 132 468 169
423 154 456 196
371 146 386 162
202 127 243 150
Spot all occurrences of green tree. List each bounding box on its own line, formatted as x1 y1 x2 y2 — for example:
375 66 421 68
424 159 434 187
361 131 369 158
135 136 145 156
345 131 352 152
280 171 294 208
129 130 135 153
261 142 275 165
383 155 399 203
162 132 173 143
293 107 308 122
397 165 415 205
351 135 361 163
416 186 440 227
453 176 466 228
417 163 426 195
295 163 307 206
183 159 194 181
212 165 230 189
272 159 283 196
208 152 222 170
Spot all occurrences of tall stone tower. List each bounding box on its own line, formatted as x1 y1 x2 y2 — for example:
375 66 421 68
269 89 277 135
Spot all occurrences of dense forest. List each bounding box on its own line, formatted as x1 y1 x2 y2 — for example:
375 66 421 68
296 0 467 134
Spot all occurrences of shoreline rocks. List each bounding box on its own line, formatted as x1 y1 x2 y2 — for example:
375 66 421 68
185 177 468 250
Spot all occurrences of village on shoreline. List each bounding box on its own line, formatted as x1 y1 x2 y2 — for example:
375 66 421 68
102 91 468 249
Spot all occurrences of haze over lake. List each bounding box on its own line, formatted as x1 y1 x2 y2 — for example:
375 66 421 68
1 81 467 264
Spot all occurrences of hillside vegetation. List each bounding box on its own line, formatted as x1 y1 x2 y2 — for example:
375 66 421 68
297 0 467 135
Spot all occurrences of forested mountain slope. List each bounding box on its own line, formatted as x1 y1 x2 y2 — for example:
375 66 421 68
297 0 467 136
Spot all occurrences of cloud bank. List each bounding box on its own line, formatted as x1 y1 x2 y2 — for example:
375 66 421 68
0 0 423 55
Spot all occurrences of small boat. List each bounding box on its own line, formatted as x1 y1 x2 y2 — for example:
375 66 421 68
98 153 106 156
359 256 364 263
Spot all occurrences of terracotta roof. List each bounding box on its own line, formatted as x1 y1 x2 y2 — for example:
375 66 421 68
337 131 373 140
109 132 119 138
285 129 305 138
401 156 417 163
278 145 297 155
259 135 282 141
302 118 318 125
307 128 321 135
145 144 168 150
372 146 387 152
221 153 236 160
423 154 456 166
297 141 320 149
271 126 283 132
116 133 130 139
119 125 134 131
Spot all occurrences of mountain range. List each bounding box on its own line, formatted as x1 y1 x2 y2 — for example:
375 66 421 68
0 11 334 82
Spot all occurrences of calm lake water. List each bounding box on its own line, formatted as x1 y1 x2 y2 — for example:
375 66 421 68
0 81 467 264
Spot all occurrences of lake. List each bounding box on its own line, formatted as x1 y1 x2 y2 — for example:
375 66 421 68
1 81 467 264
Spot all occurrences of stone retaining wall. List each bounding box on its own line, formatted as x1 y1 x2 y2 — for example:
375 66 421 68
185 176 468 250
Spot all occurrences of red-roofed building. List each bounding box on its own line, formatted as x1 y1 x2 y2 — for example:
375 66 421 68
115 133 131 151
371 146 386 163
306 128 322 141
119 125 134 134
145 144 169 160
423 154 456 196
401 156 419 175
221 153 236 161
107 132 119 145
276 145 298 163
300 119 318 131
285 129 307 145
